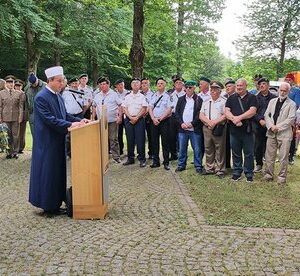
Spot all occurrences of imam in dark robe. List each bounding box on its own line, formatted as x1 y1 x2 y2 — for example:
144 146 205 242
29 86 81 212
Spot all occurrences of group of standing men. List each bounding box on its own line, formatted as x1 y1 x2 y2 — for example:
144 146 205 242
67 74 298 185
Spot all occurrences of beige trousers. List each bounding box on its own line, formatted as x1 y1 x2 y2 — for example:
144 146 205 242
265 137 291 182
108 122 120 160
203 125 226 174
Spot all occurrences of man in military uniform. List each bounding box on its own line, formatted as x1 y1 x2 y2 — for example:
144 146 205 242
141 77 154 159
24 73 46 137
198 76 211 103
169 76 186 160
0 75 24 159
78 73 94 119
114 79 128 156
122 78 148 167
14 79 27 153
149 78 172 170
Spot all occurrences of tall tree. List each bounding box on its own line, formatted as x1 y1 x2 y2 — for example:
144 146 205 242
237 0 300 78
129 0 145 78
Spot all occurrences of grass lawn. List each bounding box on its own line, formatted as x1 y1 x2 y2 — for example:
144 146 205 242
174 148 300 229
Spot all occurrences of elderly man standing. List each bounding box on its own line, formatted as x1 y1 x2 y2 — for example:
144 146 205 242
149 78 173 170
114 79 128 156
122 78 148 167
93 77 123 163
0 75 24 159
24 73 46 137
200 81 227 177
253 78 277 172
225 78 258 182
29 66 86 215
169 76 186 161
141 77 154 159
263 82 296 184
174 80 203 173
78 73 94 119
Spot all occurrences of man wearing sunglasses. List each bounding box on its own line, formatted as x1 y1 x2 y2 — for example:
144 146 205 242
174 80 203 173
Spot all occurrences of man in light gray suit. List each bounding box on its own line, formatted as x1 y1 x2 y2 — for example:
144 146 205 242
263 82 296 184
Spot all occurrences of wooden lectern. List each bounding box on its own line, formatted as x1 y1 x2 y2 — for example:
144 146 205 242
69 111 109 219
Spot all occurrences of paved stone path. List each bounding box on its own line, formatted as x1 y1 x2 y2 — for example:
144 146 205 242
1 152 300 274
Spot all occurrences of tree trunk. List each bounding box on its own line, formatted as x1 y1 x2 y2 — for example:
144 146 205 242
53 22 62 65
176 0 184 76
91 55 99 88
129 0 145 78
24 22 41 74
277 19 291 79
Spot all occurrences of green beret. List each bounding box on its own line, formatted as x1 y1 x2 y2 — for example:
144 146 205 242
78 73 88 79
199 76 211 83
184 80 197 86
68 77 79 84
225 79 235 86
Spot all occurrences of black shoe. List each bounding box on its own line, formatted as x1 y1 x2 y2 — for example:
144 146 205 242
6 154 12 159
175 167 185 172
140 161 146 168
196 168 204 174
170 155 178 161
13 154 19 159
202 170 214 175
150 163 160 168
43 208 67 216
164 164 170 170
18 150 24 154
246 176 253 183
123 160 134 166
232 175 242 182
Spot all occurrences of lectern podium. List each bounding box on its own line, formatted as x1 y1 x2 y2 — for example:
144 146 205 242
69 113 109 219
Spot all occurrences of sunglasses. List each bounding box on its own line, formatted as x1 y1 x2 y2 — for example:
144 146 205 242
186 86 194 89
6 80 14 83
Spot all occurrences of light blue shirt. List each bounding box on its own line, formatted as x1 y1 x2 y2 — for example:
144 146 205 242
93 89 121 122
170 89 186 112
150 91 172 118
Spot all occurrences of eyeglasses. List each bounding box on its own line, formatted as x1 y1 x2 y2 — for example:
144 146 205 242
6 80 14 83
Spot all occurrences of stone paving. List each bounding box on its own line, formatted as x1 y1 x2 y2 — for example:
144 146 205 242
1 152 300 275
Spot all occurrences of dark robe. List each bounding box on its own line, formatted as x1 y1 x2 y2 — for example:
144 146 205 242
29 87 81 211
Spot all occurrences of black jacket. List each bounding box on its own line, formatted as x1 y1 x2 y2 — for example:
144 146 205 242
174 93 203 134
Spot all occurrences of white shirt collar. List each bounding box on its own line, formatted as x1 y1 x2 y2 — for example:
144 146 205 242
46 85 57 94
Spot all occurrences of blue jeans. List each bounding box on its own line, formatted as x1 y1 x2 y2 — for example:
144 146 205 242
230 132 255 177
178 131 202 169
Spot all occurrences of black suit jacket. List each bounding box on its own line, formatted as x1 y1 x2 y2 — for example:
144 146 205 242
174 93 203 134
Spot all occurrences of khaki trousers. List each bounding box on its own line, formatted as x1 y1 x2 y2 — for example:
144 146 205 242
18 120 27 152
108 122 120 160
265 137 291 182
203 125 226 174
6 121 20 155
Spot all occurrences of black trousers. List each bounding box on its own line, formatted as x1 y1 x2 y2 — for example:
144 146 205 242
124 117 146 162
151 118 170 165
225 125 231 168
145 115 153 157
169 113 179 157
118 116 125 155
255 127 267 166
